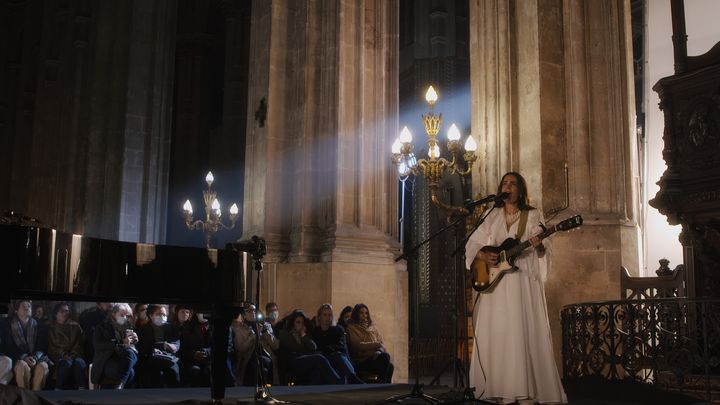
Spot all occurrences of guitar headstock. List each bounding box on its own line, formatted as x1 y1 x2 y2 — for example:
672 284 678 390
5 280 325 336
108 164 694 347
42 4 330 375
556 215 583 231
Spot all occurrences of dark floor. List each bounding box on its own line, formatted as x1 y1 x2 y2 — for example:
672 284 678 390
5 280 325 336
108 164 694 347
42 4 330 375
3 381 711 405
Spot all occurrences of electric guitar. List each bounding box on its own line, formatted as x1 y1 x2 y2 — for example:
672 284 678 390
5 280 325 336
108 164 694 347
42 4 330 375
470 215 583 293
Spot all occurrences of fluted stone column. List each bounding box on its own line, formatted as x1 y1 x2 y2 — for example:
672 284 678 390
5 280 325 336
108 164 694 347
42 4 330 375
469 0 640 371
243 0 408 382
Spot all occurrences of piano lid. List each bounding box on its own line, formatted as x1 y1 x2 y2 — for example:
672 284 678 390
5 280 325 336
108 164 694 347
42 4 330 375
0 224 243 307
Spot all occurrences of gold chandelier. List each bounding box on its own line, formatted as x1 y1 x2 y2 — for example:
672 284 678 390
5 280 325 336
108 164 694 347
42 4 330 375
182 171 239 248
391 86 478 215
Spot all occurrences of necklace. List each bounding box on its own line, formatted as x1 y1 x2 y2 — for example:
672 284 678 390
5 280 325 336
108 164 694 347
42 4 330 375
505 208 520 228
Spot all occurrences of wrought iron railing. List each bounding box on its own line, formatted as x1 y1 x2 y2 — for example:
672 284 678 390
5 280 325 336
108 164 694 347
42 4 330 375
562 298 720 401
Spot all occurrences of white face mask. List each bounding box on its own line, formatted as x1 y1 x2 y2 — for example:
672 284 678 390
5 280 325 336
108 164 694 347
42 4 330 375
115 315 128 326
152 315 167 326
269 310 279 321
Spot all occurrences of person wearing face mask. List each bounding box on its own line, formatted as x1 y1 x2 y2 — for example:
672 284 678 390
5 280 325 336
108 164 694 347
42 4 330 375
47 302 87 389
137 304 181 388
0 300 50 390
265 302 280 327
91 302 138 389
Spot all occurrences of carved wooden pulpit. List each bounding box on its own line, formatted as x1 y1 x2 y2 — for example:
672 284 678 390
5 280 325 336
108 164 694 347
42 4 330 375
650 0 720 297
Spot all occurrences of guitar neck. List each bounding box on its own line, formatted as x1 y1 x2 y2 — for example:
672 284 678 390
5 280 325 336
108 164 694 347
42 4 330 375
507 226 557 257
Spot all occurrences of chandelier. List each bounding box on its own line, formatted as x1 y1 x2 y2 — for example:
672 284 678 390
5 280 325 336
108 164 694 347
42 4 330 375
391 86 478 215
182 171 239 248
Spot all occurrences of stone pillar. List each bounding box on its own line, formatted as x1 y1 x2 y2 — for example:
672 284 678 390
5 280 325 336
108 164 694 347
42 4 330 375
243 0 408 382
0 1 176 243
469 0 640 372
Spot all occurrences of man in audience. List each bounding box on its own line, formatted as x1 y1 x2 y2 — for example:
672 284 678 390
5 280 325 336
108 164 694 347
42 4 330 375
92 303 138 389
1 300 50 390
232 303 278 385
265 302 280 327
79 302 112 361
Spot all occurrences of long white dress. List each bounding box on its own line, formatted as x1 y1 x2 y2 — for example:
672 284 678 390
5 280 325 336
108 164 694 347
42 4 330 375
465 208 567 404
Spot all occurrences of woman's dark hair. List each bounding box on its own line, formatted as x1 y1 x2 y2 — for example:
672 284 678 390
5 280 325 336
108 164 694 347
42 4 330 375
51 301 70 321
284 310 311 331
337 305 353 326
497 171 534 211
350 303 372 326
134 303 147 314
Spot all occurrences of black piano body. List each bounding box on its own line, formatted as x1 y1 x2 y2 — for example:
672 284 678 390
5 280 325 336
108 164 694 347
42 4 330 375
0 223 244 400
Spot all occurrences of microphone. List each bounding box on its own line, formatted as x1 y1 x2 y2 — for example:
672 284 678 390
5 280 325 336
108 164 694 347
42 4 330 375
465 192 509 209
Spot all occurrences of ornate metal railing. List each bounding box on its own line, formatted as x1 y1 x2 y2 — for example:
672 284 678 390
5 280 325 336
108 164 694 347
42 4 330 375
562 298 720 401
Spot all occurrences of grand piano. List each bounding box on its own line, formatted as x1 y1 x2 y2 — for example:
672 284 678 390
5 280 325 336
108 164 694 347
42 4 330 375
0 221 248 401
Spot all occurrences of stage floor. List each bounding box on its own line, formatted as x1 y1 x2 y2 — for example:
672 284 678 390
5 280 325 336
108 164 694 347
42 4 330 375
6 381 703 405
36 384 471 404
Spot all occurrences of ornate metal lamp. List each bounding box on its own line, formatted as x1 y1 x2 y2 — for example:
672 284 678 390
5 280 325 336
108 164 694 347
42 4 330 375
182 171 239 248
391 86 478 215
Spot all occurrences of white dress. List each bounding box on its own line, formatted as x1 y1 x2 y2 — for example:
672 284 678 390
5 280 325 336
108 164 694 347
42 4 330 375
465 208 567 404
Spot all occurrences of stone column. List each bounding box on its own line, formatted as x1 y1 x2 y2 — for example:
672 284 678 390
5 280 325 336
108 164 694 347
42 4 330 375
469 0 640 372
243 0 408 382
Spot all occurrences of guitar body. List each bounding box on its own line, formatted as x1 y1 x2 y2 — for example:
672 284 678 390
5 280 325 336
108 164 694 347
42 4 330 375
471 238 520 293
468 214 582 293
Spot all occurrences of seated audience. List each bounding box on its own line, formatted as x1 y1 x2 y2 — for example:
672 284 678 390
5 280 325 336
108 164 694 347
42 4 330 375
137 304 181 388
231 303 277 386
312 304 363 384
176 305 211 387
48 302 87 389
346 304 394 383
91 303 138 389
133 303 149 329
1 300 50 390
337 306 353 329
277 310 342 385
79 302 112 362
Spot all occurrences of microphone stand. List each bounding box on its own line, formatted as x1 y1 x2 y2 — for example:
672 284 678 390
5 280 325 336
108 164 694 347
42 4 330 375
377 198 494 405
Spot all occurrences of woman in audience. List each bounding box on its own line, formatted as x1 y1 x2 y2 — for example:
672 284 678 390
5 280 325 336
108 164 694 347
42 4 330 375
137 304 181 388
346 303 394 383
177 306 211 386
1 300 50 390
48 302 87 389
312 304 363 384
277 310 342 385
337 306 353 329
92 303 138 389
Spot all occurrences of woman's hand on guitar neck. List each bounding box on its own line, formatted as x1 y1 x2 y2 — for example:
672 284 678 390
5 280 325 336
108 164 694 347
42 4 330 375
477 250 499 266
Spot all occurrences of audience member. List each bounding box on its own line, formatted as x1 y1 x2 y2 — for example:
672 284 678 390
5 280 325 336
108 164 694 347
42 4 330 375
337 306 353 329
79 302 111 361
312 304 363 384
1 300 50 390
32 305 48 326
265 302 279 327
231 303 277 386
133 303 149 329
91 303 138 389
137 304 181 388
48 302 87 389
278 310 342 385
346 304 394 383
176 305 211 386
0 351 10 385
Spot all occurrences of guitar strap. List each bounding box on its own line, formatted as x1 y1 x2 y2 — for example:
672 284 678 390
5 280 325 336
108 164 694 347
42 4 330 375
516 210 529 239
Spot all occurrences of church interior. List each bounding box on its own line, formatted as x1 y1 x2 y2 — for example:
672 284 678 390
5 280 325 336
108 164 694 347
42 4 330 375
1 0 719 403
